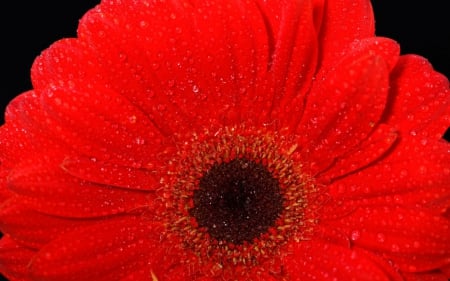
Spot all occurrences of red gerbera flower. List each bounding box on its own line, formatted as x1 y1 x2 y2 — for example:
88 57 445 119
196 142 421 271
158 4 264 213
1 0 449 280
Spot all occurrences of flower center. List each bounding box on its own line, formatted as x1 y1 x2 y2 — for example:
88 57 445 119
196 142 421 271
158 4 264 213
190 158 283 244
161 126 317 277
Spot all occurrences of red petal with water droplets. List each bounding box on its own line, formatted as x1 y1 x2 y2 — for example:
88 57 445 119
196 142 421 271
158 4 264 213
1 98 33 169
32 39 169 167
0 198 99 249
402 272 449 281
8 151 151 218
284 240 392 281
121 266 217 281
77 0 275 131
0 235 36 281
1 92 63 167
328 137 450 212
258 0 317 126
321 124 398 181
61 156 160 190
327 206 450 272
297 47 391 174
385 55 450 139
0 169 12 203
316 0 375 69
319 37 400 76
134 233 215 281
315 224 409 281
30 216 162 281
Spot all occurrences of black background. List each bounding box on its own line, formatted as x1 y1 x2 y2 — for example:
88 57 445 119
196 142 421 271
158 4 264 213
0 1 449 280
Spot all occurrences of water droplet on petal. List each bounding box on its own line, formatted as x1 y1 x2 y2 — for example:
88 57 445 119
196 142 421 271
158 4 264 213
140 20 148 28
128 115 137 124
135 137 145 145
151 63 160 70
192 84 200 93
350 230 360 241
376 233 385 243
391 244 400 252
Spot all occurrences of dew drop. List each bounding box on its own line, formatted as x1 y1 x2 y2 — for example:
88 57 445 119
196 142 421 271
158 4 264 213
192 84 200 93
128 115 137 124
151 63 160 70
391 244 400 252
118 52 127 62
140 20 148 28
350 230 360 241
135 137 145 145
376 233 385 243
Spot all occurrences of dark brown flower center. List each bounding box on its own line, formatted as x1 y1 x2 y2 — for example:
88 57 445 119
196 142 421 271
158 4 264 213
189 158 283 244
162 127 318 277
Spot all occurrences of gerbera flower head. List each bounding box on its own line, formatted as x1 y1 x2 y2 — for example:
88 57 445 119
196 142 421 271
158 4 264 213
1 0 449 280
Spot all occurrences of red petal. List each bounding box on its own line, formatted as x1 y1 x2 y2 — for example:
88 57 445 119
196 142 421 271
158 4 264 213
1 92 61 167
7 89 171 174
61 156 160 190
0 169 13 203
30 216 161 281
328 137 450 212
402 271 450 281
284 240 392 280
327 206 450 272
0 93 64 204
31 37 103 93
384 55 450 140
296 44 393 174
317 0 375 69
1 96 33 168
120 266 213 281
77 0 273 130
8 152 151 218
32 39 169 167
441 263 450 277
258 0 318 127
321 124 398 181
119 266 167 281
0 198 98 249
0 235 36 281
